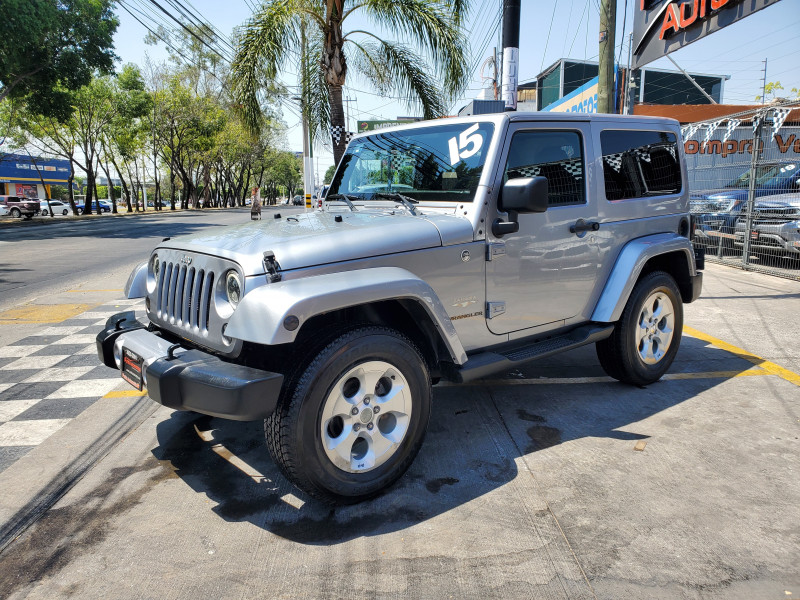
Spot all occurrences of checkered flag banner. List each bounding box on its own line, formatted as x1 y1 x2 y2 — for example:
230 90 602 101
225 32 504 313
704 120 722 144
682 123 700 141
722 119 741 143
330 126 355 146
752 113 761 134
770 107 791 140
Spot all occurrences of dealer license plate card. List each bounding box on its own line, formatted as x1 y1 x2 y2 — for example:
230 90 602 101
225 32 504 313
121 347 144 391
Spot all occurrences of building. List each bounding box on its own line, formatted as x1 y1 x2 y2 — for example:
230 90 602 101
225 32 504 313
0 153 72 198
535 58 728 112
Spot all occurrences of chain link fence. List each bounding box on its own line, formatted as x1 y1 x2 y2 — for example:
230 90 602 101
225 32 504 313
686 100 800 281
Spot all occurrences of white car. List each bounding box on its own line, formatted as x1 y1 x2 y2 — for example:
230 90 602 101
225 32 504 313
0 205 8 216
39 200 71 216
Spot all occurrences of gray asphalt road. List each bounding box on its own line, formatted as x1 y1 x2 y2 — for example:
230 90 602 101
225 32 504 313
0 263 797 599
0 208 265 312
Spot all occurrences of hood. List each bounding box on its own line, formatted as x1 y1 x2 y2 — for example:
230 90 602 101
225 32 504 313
159 210 474 275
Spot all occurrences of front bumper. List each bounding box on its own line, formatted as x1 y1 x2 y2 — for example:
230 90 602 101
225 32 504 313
96 312 284 421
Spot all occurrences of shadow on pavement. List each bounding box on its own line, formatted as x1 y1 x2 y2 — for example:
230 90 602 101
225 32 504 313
149 336 755 546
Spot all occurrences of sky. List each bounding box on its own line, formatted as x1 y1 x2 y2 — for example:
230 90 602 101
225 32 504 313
111 0 800 180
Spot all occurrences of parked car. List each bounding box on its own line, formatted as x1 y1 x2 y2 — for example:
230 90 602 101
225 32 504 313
733 192 800 259
99 113 702 504
39 200 71 216
0 195 41 219
98 200 114 212
691 161 800 248
0 205 8 216
292 195 303 205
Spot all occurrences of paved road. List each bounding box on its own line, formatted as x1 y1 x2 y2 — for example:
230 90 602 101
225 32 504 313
0 214 797 598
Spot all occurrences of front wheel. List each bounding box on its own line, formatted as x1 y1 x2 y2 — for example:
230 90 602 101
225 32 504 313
62 209 68 215
42 209 49 216
596 271 683 386
265 326 431 504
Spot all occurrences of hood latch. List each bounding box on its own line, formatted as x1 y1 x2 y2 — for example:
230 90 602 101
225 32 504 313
263 251 282 283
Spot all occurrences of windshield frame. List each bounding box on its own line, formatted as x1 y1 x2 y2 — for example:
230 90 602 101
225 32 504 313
329 117 506 206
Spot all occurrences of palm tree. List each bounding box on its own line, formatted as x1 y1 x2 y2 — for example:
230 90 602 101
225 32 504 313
231 0 468 165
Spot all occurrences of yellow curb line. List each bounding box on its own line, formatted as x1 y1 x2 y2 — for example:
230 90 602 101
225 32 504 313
104 389 148 398
684 325 800 387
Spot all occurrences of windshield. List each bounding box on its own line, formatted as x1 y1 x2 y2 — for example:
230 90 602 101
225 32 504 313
725 163 798 188
329 122 495 202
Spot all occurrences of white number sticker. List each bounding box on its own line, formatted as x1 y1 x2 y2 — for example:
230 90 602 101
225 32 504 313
448 124 484 165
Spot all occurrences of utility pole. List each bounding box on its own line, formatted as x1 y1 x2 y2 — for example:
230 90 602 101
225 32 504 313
501 0 520 111
598 0 616 113
760 58 768 104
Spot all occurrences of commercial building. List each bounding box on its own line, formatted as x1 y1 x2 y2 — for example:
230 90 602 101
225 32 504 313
0 153 72 198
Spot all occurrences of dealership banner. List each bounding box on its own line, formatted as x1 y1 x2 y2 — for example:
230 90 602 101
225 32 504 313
632 0 781 69
684 125 800 190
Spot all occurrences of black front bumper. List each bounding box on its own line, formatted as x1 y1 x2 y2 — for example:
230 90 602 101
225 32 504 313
96 312 284 421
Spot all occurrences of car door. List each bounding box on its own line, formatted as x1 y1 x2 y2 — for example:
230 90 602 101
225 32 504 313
486 122 601 335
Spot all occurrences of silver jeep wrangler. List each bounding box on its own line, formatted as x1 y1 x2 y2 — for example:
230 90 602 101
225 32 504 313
98 113 702 503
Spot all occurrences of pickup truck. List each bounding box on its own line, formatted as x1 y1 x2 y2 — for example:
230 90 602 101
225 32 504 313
98 112 703 504
0 195 41 219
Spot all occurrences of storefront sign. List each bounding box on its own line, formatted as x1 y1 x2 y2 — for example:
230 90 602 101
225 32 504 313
632 0 780 69
542 77 599 113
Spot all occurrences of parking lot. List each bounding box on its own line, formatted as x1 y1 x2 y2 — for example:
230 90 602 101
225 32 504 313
0 251 797 599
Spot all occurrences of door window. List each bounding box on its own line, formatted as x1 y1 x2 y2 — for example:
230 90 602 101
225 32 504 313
504 130 586 206
601 130 681 200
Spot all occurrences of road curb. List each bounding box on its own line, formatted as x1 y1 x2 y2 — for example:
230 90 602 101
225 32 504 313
0 393 158 554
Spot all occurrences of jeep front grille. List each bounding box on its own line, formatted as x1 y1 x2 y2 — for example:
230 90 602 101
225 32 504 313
156 263 215 332
146 249 244 355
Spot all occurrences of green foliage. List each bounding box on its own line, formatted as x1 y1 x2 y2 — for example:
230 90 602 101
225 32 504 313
96 185 121 199
323 164 336 184
49 185 69 200
755 81 800 102
0 0 118 121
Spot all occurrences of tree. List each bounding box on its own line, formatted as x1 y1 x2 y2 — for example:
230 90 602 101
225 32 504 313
0 0 118 121
323 164 336 184
231 0 468 165
755 81 799 102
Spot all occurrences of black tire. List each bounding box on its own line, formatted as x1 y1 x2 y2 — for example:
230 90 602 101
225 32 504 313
62 209 68 215
596 271 683 386
41 209 49 216
10 208 20 218
265 326 431 504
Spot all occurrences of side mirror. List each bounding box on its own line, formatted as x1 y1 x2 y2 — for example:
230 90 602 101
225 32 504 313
492 176 548 237
502 176 549 213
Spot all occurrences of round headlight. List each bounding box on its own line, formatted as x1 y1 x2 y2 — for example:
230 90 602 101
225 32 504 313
152 255 160 279
226 271 242 306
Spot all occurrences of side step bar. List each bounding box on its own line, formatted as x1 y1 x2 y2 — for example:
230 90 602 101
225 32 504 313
452 323 614 383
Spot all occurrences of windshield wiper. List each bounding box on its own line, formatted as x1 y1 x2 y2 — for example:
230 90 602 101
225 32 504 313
374 192 418 215
325 194 358 211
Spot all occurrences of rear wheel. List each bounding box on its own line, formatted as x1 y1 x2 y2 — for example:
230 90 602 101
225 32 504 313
265 326 431 504
62 209 68 215
596 271 683 386
10 208 20 218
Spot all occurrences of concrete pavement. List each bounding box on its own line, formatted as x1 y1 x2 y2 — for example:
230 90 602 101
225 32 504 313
0 262 796 599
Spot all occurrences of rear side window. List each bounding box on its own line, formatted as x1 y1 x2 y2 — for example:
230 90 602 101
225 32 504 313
601 130 681 200
504 130 585 206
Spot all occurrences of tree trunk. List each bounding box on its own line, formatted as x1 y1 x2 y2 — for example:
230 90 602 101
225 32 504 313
328 83 347 165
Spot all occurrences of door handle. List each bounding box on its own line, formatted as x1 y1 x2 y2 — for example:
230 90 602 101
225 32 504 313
570 219 600 235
